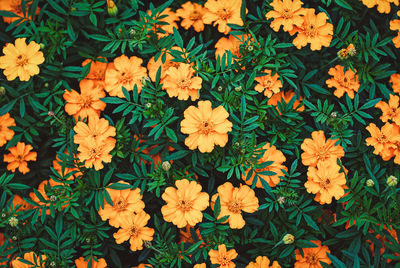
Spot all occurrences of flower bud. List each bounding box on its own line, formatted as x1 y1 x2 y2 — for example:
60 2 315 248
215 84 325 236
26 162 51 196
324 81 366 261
366 179 374 187
44 82 49 88
50 261 56 267
234 86 242 92
282 234 294 244
12 236 17 241
217 86 223 92
337 49 348 60
330 112 337 118
145 103 152 109
247 45 254 51
9 216 18 227
277 196 285 204
48 111 55 117
40 43 45 49
144 240 152 248
346 44 356 57
162 161 171 171
1 213 6 218
387 175 398 187
50 195 57 202
107 0 118 16
130 29 136 36
0 86 5 95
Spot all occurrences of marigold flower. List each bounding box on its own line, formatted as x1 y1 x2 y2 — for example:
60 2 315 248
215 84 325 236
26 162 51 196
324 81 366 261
113 211 155 252
305 162 346 204
254 70 283 98
361 0 398 13
133 265 152 268
215 34 252 64
181 100 233 153
12 195 33 212
203 0 244 34
375 94 400 125
63 79 106 121
176 2 208 32
290 9 333 51
0 38 45 81
147 48 183 82
214 182 259 229
246 256 281 268
367 225 400 262
29 179 68 215
77 138 115 170
294 240 331 267
98 181 145 228
390 73 400 93
267 90 304 114
265 0 305 32
0 0 40 24
11 252 46 268
242 143 287 188
326 65 360 99
161 179 209 228
52 149 82 179
208 244 238 268
82 58 108 90
75 257 107 268
4 142 37 174
301 130 345 167
0 113 16 147
162 63 202 101
365 122 398 158
193 264 206 268
105 55 147 98
73 116 116 145
390 14 400 47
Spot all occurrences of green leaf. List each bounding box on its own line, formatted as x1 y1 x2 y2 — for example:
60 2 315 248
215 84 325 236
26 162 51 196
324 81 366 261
173 27 183 48
327 253 346 268
335 0 353 10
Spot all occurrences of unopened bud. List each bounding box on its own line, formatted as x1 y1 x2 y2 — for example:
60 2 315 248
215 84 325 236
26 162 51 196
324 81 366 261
0 86 5 95
9 216 18 227
145 103 152 109
337 49 348 60
366 179 374 187
387 175 398 187
130 29 136 36
107 0 118 16
12 236 17 241
234 86 242 92
48 111 55 117
50 261 56 267
330 112 337 118
277 196 285 204
247 45 254 51
346 44 356 57
217 86 223 92
40 43 45 49
86 238 91 243
282 234 295 244
161 161 171 171
141 76 150 85
50 195 57 202
1 213 6 218
44 82 49 88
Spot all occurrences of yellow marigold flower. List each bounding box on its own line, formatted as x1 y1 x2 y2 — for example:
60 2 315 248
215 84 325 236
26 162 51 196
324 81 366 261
0 38 45 81
246 256 281 268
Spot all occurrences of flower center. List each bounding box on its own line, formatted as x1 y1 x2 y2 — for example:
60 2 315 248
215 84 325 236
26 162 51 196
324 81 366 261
81 96 93 108
200 120 214 135
178 199 193 211
305 24 317 37
119 71 133 85
90 148 100 158
282 8 292 19
264 79 273 88
114 198 127 211
219 255 231 266
228 200 242 214
218 8 232 20
16 55 28 67
178 78 192 89
190 10 201 20
316 148 328 161
320 177 331 188
306 253 319 264
130 225 138 237
16 155 24 161
377 133 387 143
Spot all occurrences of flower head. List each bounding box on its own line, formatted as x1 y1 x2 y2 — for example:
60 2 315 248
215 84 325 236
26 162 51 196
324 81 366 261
387 175 398 186
203 0 244 34
246 256 281 268
326 65 360 99
4 142 37 174
0 38 45 81
375 94 400 125
77 138 115 170
176 2 208 32
215 34 252 64
365 123 398 159
208 244 238 268
73 116 116 145
267 90 304 114
265 0 306 32
0 113 16 147
294 240 331 267
82 58 108 90
75 257 107 268
254 70 283 98
161 179 209 228
390 73 400 94
181 100 233 153
147 47 184 82
0 0 40 24
11 252 46 268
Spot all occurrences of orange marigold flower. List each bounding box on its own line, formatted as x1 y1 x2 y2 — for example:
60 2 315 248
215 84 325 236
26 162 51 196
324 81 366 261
0 112 16 147
294 240 331 267
12 194 33 212
265 0 305 32
366 122 398 159
390 73 400 93
77 138 115 170
203 0 244 34
4 142 37 174
155 8 180 38
147 48 183 82
162 63 202 101
176 2 208 32
375 94 400 125
105 55 147 98
193 264 206 268
98 181 145 228
242 143 287 188
254 70 283 98
290 9 333 51
246 256 281 268
75 257 107 268
132 265 152 268
82 58 108 90
367 225 400 262
214 182 259 229
179 225 204 244
113 211 155 252
29 179 69 215
52 149 82 179
63 79 106 121
326 65 360 99
0 38 45 81
305 161 346 204
390 12 400 47
301 130 345 167
73 116 116 145
361 0 398 13
208 244 238 268
267 90 304 114
181 100 233 153
215 34 252 65
0 0 40 24
161 179 209 228
11 252 46 268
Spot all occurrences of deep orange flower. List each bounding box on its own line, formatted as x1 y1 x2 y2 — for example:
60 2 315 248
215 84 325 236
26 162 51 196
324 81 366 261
132 265 152 268
29 179 69 215
179 225 204 244
267 90 304 114
12 194 33 212
0 38 45 81
0 112 16 147
113 211 155 251
366 122 399 160
242 143 287 188
390 73 400 93
161 179 209 228
290 9 333 51
193 264 206 268
105 55 147 98
181 100 233 153
326 65 360 99
52 149 82 179
265 0 305 32
214 182 259 229
254 70 283 98
367 225 400 262
203 0 244 34
215 34 252 64
246 256 281 268
63 79 106 120
305 161 346 204
294 240 331 268
301 130 345 167
208 244 238 268
4 142 37 174
162 63 202 101
176 2 208 32
73 116 116 145
375 94 400 125
390 11 400 47
0 0 40 24
82 58 108 90
75 257 107 268
98 181 145 227
11 252 46 268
